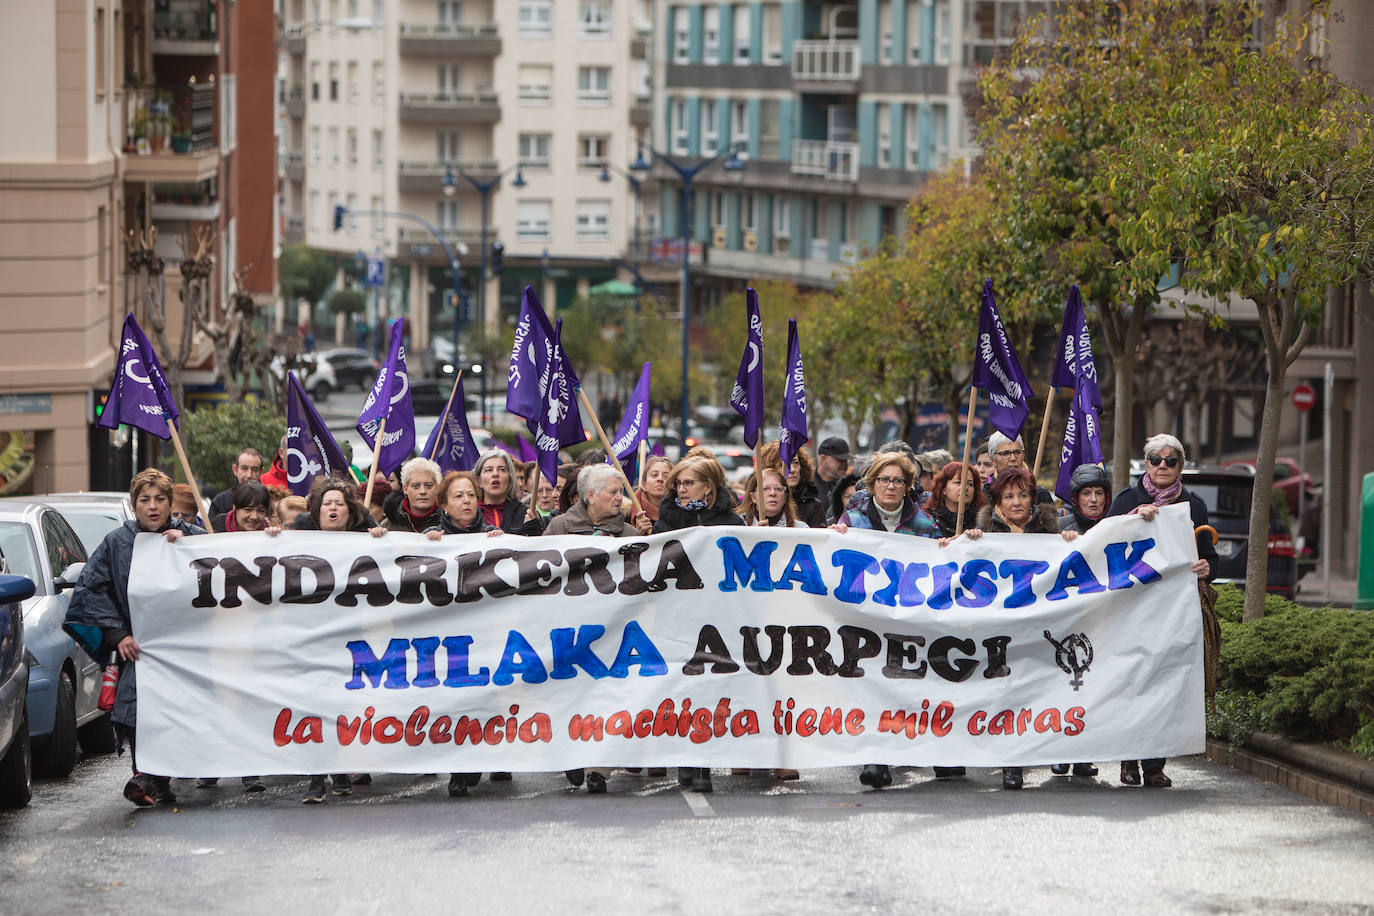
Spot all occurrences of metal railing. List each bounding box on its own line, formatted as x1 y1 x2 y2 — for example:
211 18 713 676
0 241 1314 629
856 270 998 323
791 140 859 181
397 225 491 245
398 91 499 107
399 22 499 38
124 84 216 153
397 158 499 176
791 40 860 81
153 3 217 42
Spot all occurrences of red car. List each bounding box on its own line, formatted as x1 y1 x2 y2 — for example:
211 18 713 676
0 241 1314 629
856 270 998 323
1224 457 1316 515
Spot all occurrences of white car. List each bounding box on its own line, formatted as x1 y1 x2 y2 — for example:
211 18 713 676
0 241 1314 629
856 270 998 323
269 354 338 402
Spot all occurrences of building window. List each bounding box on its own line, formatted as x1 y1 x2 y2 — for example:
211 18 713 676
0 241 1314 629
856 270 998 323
730 100 748 154
906 105 920 169
518 64 553 104
310 126 321 164
576 199 611 241
701 99 718 156
578 1 611 37
703 7 720 64
310 190 321 229
94 9 106 97
373 129 384 170
437 199 458 229
437 130 460 162
578 133 609 168
577 66 611 104
372 196 384 239
634 60 651 99
759 99 780 158
221 76 237 153
372 62 384 103
347 61 359 103
518 0 552 37
347 193 358 235
517 200 552 240
346 128 358 167
742 194 756 233
329 62 339 101
670 98 688 155
932 103 949 168
328 191 340 230
328 127 339 166
710 191 725 230
518 132 552 170
877 102 891 167
311 62 320 100
763 4 782 64
880 0 894 64
437 63 460 95
774 195 790 237
437 0 458 24
673 7 690 63
733 5 751 63
934 0 952 64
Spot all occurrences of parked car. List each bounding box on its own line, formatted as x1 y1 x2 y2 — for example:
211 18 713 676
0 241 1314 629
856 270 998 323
408 378 479 416
0 570 35 808
1224 457 1316 516
7 492 131 556
1128 462 1297 597
0 503 114 776
319 347 379 391
269 355 338 403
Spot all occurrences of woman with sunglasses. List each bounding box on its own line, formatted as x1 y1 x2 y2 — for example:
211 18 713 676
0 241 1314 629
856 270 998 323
1106 433 1217 789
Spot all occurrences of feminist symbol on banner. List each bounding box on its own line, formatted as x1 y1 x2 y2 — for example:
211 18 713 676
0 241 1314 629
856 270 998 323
1043 630 1094 691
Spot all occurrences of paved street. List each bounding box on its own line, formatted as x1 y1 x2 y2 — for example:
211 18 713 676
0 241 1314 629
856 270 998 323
3 753 1372 915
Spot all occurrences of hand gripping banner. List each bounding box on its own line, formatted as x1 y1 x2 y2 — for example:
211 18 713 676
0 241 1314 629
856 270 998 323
130 507 1205 776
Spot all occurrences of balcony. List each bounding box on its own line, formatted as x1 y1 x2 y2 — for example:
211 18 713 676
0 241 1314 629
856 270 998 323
150 178 220 222
152 1 219 56
397 225 493 254
398 91 500 125
630 102 652 128
397 158 498 191
791 140 859 182
792 40 860 90
122 84 219 182
284 152 304 181
283 24 307 56
285 87 305 119
399 22 501 56
285 217 305 243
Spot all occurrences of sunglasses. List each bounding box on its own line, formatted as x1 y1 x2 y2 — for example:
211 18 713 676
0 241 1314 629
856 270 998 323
1146 455 1181 468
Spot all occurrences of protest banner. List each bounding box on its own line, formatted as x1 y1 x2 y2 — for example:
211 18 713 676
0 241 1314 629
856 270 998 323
130 507 1205 776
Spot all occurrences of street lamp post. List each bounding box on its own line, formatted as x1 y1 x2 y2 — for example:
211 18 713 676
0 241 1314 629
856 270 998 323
442 162 525 424
630 143 744 458
598 160 644 308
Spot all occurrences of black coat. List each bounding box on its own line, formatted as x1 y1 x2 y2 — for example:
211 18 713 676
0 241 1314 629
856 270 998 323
380 489 443 532
1058 508 1101 534
653 488 746 532
429 512 495 535
1106 480 1219 580
792 480 828 529
977 502 1061 535
291 514 377 532
927 502 980 539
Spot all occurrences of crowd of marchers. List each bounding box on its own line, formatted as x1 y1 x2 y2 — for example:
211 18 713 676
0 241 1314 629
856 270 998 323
64 428 1217 808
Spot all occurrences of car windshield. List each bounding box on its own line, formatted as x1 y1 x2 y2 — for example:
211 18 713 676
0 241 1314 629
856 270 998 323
1186 478 1251 520
57 509 123 554
0 523 41 582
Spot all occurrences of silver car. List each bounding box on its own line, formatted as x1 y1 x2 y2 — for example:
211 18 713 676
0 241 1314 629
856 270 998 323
0 503 113 777
13 492 132 556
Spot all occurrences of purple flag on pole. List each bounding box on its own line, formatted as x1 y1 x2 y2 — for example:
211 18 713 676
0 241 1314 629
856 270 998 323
650 441 666 458
729 288 765 448
286 373 352 496
356 318 416 476
530 318 585 485
971 278 1034 439
611 362 652 461
515 434 537 462
97 313 179 440
421 373 478 474
778 319 809 469
1050 284 1102 411
506 286 555 421
1055 377 1105 502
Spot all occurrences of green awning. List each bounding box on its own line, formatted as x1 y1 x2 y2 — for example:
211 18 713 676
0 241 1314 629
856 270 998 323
588 279 640 297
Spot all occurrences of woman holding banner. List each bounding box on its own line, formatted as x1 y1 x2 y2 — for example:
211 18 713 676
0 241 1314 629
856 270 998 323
1105 434 1217 789
473 450 546 535
653 455 744 793
757 442 828 528
381 458 444 532
64 469 205 808
965 467 1079 790
923 462 985 538
737 467 806 528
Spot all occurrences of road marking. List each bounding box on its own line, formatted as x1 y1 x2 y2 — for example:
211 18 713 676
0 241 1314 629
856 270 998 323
57 815 85 832
680 788 714 817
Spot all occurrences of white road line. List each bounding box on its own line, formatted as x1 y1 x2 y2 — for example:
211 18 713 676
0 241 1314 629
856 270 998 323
680 788 714 817
57 815 86 832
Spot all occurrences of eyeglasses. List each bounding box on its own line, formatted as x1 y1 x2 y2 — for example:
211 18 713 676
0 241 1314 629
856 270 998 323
874 476 906 488
995 448 1024 459
676 478 701 488
1146 455 1181 468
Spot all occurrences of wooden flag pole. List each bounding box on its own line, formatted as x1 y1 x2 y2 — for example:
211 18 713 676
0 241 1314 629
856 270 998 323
167 419 215 533
573 387 643 513
362 417 386 509
427 370 464 461
954 386 978 536
1031 387 1056 481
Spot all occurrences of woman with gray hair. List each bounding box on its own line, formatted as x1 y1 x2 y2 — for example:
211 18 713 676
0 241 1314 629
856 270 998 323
472 449 546 535
380 457 444 532
1106 433 1218 789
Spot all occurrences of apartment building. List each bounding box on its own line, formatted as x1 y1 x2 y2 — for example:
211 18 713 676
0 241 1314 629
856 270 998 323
281 0 656 353
647 0 1001 305
0 0 276 493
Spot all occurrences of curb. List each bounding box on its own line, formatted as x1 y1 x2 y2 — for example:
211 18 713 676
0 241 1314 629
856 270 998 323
1206 733 1374 816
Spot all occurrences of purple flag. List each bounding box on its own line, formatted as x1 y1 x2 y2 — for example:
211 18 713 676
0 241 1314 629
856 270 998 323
97 313 179 439
778 319 809 469
356 318 416 476
729 288 765 448
971 279 1034 439
1050 284 1102 411
611 363 652 461
506 286 555 421
530 318 585 485
650 441 666 458
515 434 537 462
492 440 520 459
421 373 477 474
285 373 352 496
1055 377 1105 502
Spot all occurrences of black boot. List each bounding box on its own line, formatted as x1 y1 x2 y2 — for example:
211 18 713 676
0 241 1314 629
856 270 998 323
490 772 512 782
692 768 713 793
586 772 607 794
331 773 352 796
447 773 469 797
565 768 585 787
933 766 966 778
677 766 695 787
1072 762 1099 777
1002 767 1023 790
303 776 327 804
1050 764 1071 776
859 764 892 788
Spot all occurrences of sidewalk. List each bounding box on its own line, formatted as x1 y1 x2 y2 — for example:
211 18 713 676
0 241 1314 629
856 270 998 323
1295 569 1363 609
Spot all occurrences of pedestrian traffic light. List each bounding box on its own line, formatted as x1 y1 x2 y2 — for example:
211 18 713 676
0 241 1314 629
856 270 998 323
490 241 504 274
333 205 347 232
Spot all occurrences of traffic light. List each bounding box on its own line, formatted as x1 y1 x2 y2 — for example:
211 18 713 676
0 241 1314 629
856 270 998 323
490 240 504 274
333 205 347 231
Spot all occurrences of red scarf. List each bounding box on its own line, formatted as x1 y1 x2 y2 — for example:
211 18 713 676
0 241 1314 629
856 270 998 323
479 501 504 528
400 497 435 531
224 510 241 532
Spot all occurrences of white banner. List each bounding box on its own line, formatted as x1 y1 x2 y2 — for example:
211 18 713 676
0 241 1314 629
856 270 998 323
130 506 1205 776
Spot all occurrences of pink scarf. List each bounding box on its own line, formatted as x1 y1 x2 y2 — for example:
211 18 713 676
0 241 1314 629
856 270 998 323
1140 472 1183 508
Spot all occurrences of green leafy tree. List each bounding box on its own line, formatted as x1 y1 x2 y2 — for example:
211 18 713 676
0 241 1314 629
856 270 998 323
279 245 337 310
1106 0 1374 620
182 401 286 492
327 289 366 315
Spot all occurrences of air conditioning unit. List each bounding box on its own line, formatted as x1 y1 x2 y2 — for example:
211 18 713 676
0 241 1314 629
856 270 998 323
743 231 759 252
711 227 728 248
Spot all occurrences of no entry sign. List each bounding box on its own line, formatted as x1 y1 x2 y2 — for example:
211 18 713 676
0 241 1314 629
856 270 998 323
1292 383 1316 412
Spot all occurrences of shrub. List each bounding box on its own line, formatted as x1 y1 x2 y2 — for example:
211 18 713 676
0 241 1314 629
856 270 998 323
182 401 286 492
1206 689 1262 749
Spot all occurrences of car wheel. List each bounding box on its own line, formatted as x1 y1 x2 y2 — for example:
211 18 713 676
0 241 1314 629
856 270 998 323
0 711 31 808
77 712 117 756
34 673 78 778
311 382 331 402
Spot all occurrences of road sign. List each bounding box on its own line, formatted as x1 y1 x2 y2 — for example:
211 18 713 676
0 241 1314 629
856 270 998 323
1292 383 1316 412
366 256 385 288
